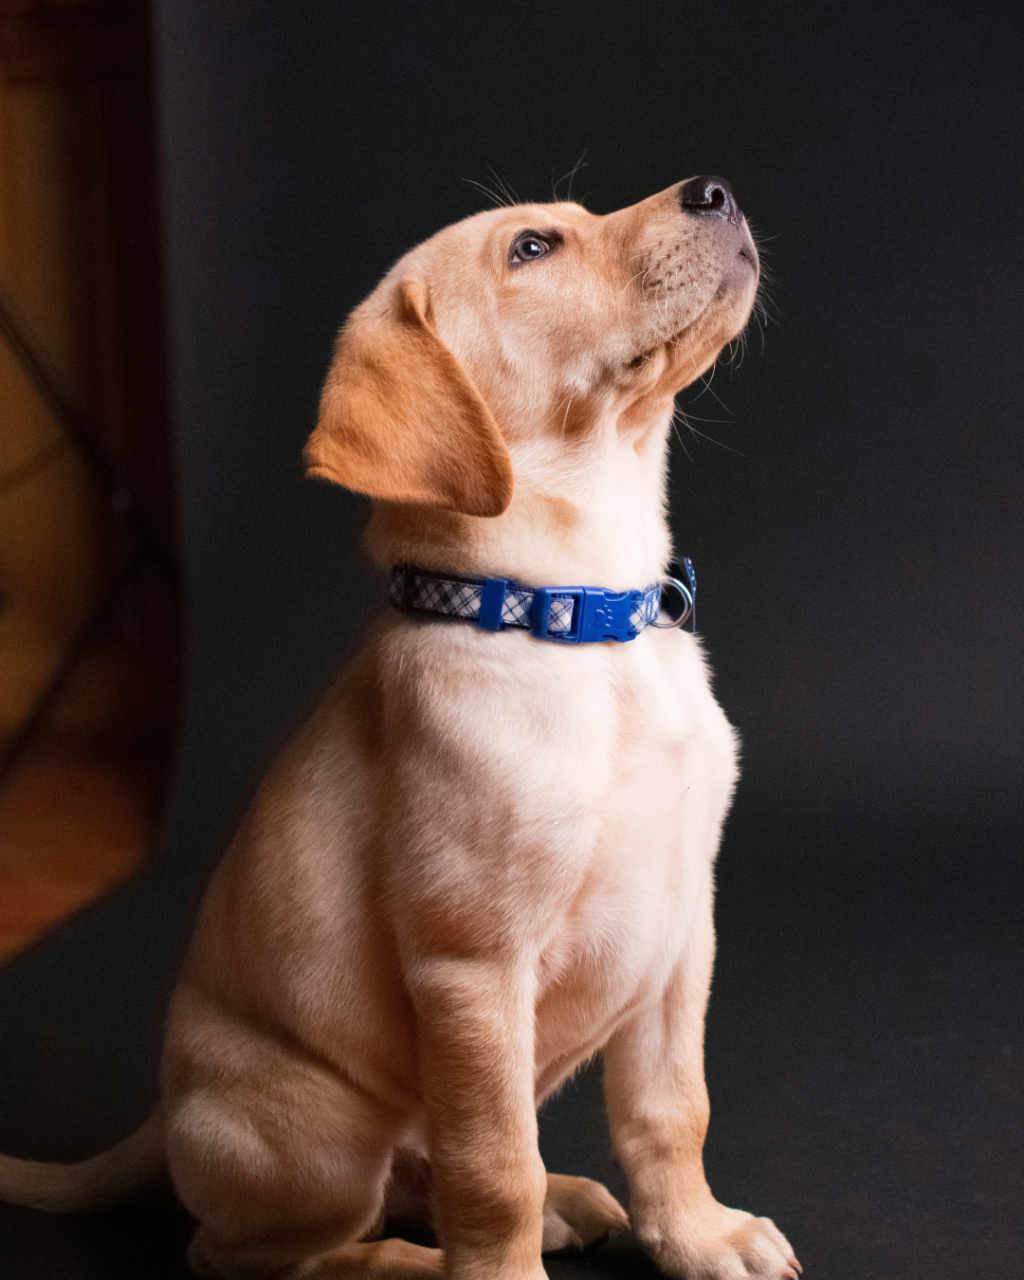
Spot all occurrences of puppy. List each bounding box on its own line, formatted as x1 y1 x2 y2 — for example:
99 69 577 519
0 177 800 1280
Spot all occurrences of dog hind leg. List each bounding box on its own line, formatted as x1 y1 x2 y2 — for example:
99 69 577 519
541 1172 630 1252
188 1228 442 1279
166 1022 430 1278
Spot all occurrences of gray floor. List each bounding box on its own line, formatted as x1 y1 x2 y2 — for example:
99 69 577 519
1 863 1020 1280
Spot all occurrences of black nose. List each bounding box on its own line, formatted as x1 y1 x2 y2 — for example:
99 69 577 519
679 175 741 225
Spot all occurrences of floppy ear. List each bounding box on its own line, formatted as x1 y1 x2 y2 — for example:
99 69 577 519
304 279 513 517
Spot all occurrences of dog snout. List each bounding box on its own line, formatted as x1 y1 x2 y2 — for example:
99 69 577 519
678 175 742 227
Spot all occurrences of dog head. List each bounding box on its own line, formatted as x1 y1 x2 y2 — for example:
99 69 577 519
306 179 759 525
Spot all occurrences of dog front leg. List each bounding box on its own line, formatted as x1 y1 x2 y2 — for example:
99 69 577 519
603 906 800 1280
406 956 547 1280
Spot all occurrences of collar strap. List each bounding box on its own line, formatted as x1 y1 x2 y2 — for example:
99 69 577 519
389 560 695 644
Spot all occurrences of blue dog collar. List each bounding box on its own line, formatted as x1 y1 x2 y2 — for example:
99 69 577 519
389 560 695 644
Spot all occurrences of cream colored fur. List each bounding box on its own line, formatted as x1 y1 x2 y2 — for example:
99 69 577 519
0 182 799 1280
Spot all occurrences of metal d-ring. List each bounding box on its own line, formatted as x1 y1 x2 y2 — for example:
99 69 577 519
651 576 693 629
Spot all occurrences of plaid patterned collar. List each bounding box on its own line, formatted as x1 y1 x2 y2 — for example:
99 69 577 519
389 561 695 644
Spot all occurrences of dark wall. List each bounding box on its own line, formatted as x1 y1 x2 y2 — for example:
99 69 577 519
0 0 1020 1195
157 0 1023 905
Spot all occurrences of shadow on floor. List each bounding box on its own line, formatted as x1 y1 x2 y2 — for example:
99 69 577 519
0 849 1020 1279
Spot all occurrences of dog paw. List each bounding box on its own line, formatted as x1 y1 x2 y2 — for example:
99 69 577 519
542 1173 631 1252
639 1204 800 1279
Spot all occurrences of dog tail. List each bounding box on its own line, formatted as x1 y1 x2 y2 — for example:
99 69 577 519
0 1111 165 1213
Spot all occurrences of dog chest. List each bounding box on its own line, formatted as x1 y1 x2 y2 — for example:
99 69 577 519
379 624 736 988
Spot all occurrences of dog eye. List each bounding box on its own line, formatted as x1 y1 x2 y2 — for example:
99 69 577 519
510 232 555 266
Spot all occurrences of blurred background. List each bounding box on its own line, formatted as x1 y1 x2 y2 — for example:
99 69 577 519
0 0 181 961
0 2 1021 1277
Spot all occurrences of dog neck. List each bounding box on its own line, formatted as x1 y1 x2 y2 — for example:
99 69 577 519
363 397 675 591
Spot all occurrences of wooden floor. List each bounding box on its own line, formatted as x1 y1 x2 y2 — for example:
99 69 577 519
0 745 168 962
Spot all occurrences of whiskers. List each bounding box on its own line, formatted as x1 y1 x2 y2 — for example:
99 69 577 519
668 407 695 463
463 156 593 213
671 402 745 459
668 333 746 461
555 390 576 444
745 219 779 356
551 152 588 203
723 330 749 370
463 164 523 210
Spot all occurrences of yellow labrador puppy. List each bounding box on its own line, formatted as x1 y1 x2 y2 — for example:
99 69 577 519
0 178 800 1280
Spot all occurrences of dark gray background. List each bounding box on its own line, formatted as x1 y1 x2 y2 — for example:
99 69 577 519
0 3 1021 1277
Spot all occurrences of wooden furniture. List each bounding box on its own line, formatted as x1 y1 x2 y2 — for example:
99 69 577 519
0 0 181 960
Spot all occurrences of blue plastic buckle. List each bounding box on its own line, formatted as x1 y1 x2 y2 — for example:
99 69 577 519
477 576 512 631
530 585 640 644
